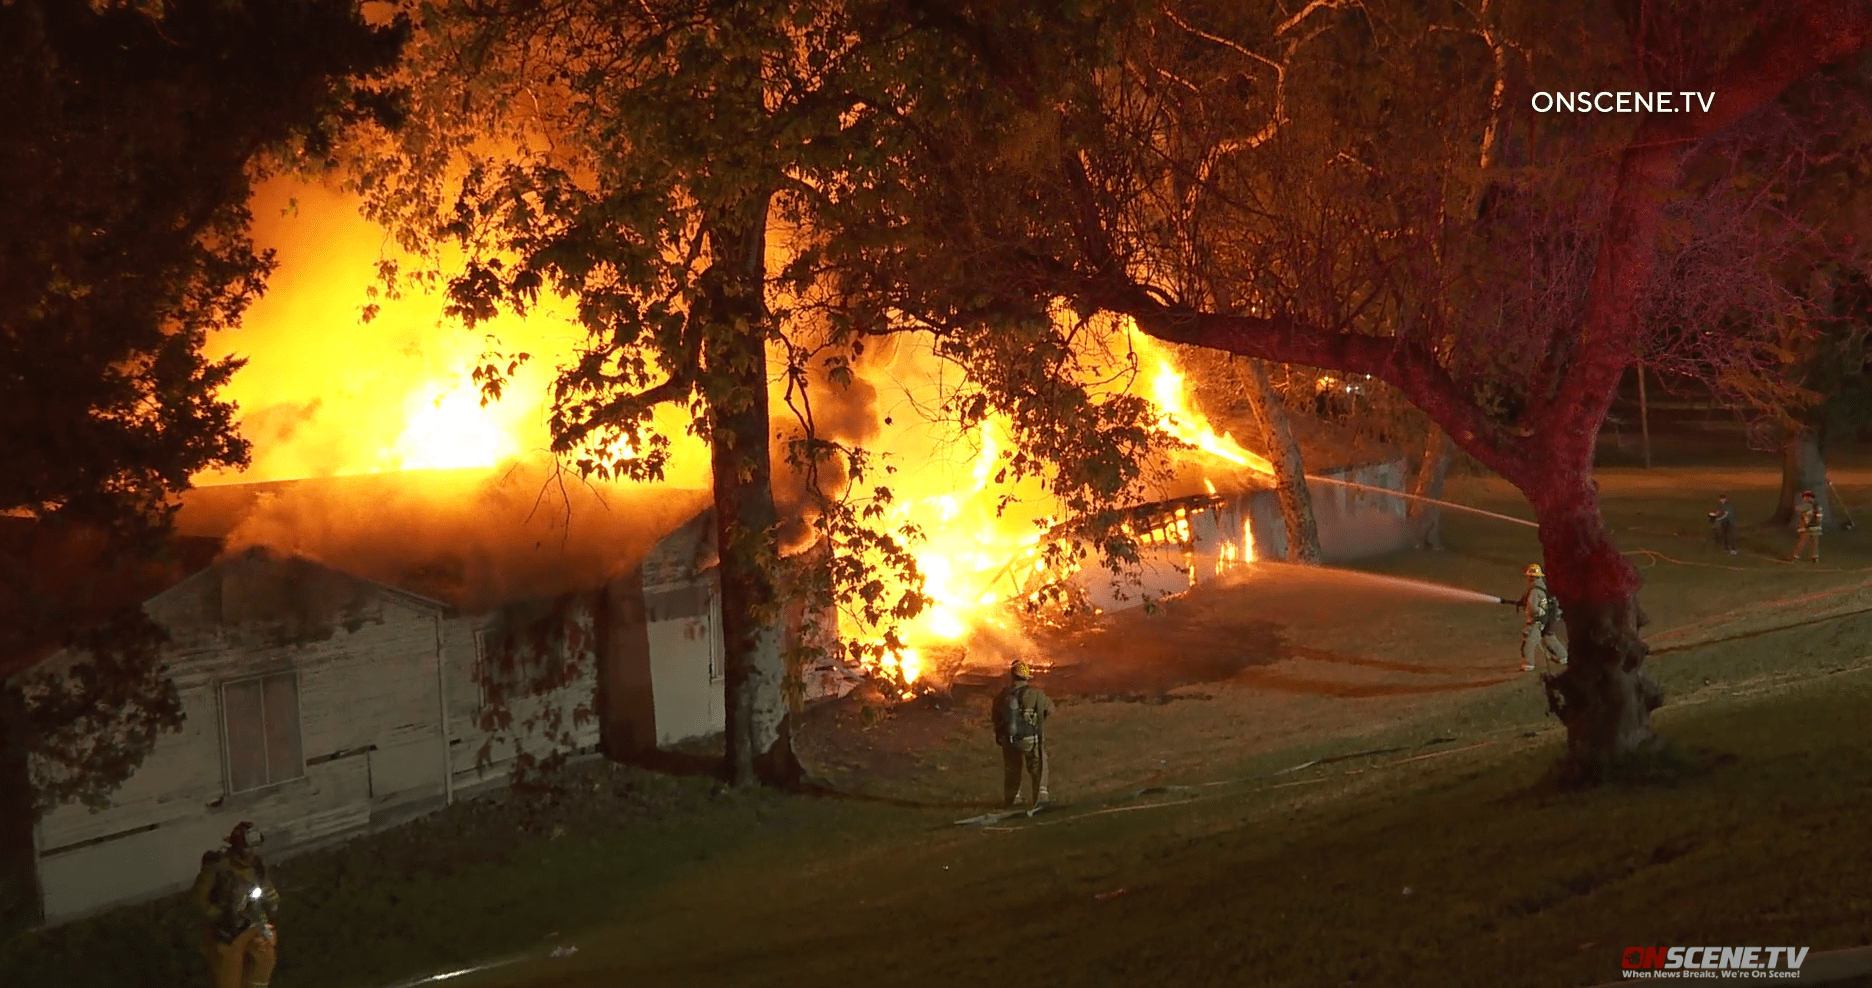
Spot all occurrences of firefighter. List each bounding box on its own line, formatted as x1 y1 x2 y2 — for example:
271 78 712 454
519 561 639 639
1502 564 1568 673
1791 490 1824 563
1709 494 1738 555
992 660 1055 808
191 822 279 988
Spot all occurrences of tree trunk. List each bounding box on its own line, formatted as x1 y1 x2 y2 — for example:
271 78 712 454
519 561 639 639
1528 484 1665 782
1407 425 1453 549
1241 358 1321 564
1771 427 1829 530
703 210 801 790
0 683 42 934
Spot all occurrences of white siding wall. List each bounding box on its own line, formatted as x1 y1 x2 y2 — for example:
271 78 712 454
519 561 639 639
438 609 601 794
1310 461 1413 562
35 593 448 924
32 552 650 927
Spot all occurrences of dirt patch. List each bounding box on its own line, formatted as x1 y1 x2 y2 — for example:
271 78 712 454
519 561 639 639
1037 607 1288 695
792 560 1537 806
795 689 999 808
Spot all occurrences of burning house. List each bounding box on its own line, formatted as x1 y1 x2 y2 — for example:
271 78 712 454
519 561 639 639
1077 431 1417 614
1074 456 1415 613
14 365 1417 926
16 470 845 927
10 185 1422 923
997 355 1418 616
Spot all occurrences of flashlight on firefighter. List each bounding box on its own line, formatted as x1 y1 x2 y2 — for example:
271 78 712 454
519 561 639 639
249 886 264 901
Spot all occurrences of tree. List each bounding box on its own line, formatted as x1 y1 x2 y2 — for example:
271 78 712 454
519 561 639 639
1753 266 1872 532
1747 92 1872 530
1240 357 1322 563
0 0 404 930
824 0 1872 779
1627 63 1872 532
1777 266 1872 530
352 0 959 788
1407 427 1457 550
1183 352 1324 562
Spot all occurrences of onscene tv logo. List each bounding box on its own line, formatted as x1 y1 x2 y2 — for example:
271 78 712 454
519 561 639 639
1622 946 1810 979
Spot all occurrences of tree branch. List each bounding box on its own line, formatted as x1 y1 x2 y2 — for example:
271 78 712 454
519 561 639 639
1542 0 1872 470
554 311 702 449
1074 271 1533 479
1632 0 1872 152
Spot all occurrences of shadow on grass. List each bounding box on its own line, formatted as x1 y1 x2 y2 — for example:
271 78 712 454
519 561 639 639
792 776 998 812
621 748 726 781
1566 739 1739 791
1495 737 1739 807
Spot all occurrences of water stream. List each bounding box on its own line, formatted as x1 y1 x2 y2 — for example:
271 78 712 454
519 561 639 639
1304 567 1508 605
1301 474 1540 530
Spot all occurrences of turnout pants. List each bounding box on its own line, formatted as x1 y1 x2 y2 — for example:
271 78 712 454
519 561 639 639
1793 531 1821 562
1522 623 1567 670
1001 740 1049 806
204 925 276 988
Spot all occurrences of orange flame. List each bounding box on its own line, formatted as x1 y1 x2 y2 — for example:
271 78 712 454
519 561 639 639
209 184 1261 698
196 178 704 488
848 327 1269 690
1133 331 1276 477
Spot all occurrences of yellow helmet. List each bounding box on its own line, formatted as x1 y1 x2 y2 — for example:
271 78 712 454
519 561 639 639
1525 564 1544 579
1011 660 1033 680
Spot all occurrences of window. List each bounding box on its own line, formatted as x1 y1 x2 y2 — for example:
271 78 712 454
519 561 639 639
222 672 305 793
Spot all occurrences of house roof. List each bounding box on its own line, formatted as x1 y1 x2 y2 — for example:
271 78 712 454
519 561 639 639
177 465 712 612
4 465 711 681
198 544 453 614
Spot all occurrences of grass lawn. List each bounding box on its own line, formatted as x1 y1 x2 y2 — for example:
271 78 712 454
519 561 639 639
5 462 1872 988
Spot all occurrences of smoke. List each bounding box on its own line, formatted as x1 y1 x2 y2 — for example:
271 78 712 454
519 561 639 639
769 345 886 551
190 460 709 612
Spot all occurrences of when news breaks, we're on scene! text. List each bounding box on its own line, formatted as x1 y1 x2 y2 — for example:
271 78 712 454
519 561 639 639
1531 90 1715 113
1622 946 1811 979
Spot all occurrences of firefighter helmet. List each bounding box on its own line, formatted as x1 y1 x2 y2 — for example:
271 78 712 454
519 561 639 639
225 821 261 853
1011 660 1033 680
1525 564 1544 579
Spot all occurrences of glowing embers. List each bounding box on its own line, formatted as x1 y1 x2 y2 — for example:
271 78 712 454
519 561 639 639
1213 516 1255 575
1216 537 1241 575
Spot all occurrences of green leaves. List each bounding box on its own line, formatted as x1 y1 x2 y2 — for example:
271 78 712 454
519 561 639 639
2 0 405 823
